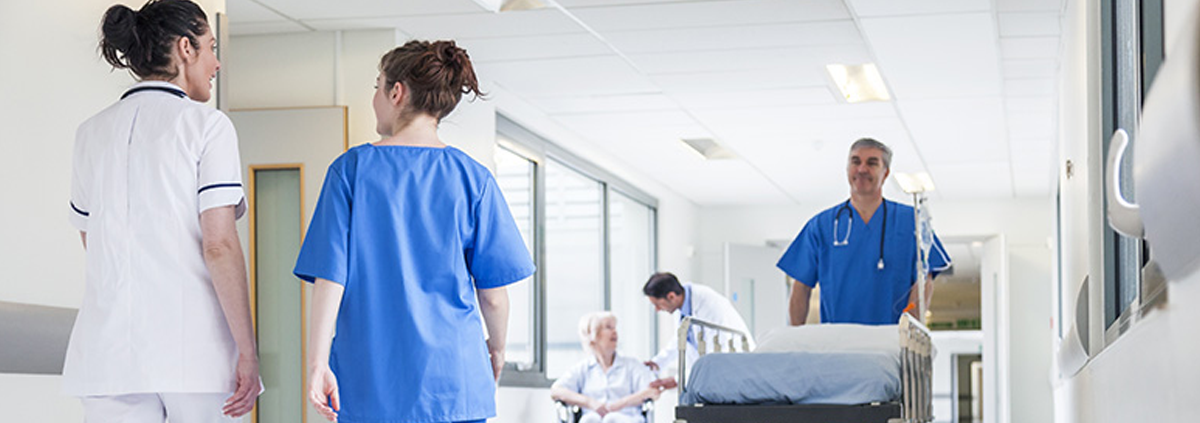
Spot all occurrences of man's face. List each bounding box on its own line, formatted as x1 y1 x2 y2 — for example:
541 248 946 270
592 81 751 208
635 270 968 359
648 292 680 313
847 147 889 197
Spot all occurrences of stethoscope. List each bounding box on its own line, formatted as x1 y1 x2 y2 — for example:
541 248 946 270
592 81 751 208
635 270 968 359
832 199 887 270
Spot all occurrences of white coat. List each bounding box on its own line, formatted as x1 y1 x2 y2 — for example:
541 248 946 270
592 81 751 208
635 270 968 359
649 282 755 374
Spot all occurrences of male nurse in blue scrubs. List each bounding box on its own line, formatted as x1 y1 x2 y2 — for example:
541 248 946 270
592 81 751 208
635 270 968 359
777 138 952 326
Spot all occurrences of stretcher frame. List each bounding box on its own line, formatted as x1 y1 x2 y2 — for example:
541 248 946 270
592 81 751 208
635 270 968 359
673 313 933 423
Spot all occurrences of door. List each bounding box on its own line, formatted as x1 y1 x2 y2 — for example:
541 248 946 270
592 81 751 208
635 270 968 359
723 243 787 340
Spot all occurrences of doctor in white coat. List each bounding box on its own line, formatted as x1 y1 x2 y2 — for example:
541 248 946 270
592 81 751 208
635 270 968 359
642 272 755 380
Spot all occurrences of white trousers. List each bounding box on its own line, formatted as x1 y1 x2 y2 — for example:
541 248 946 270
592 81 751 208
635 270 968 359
81 393 241 423
579 411 644 423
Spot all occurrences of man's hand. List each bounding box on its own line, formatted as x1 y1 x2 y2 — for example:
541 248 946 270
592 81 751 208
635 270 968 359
649 377 677 390
222 354 261 417
643 360 659 371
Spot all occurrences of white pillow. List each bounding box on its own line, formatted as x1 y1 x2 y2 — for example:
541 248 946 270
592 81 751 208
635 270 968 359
754 323 901 357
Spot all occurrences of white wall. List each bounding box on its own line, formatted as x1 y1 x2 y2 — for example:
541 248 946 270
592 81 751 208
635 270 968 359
1053 0 1200 421
227 28 700 423
0 0 225 420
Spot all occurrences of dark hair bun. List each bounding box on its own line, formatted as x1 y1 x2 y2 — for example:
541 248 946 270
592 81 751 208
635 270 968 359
97 0 209 79
100 5 141 66
379 40 485 120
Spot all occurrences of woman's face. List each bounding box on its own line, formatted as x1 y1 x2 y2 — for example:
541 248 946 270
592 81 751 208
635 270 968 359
181 30 219 102
592 317 619 354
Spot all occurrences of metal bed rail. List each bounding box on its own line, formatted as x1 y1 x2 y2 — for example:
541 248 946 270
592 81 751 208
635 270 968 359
892 313 933 423
676 316 753 400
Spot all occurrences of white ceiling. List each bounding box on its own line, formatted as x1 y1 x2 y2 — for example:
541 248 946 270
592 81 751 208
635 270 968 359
226 0 1065 206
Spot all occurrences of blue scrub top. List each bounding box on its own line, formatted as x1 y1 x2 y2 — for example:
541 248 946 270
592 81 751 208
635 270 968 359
776 199 951 325
294 144 535 423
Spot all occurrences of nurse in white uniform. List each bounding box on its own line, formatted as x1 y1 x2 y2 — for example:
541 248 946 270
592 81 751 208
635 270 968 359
65 1 260 421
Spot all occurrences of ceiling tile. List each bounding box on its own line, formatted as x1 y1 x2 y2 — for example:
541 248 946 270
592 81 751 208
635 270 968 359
456 34 612 63
927 162 1014 198
569 0 850 32
258 0 483 20
848 0 989 16
671 87 838 110
306 8 583 39
528 93 679 114
227 0 288 23
557 0 697 7
998 12 1061 37
1005 97 1055 114
859 13 1004 100
996 0 1064 12
1000 37 1060 59
1007 112 1056 139
627 44 870 76
1003 58 1058 78
603 21 863 55
650 67 830 93
1005 78 1056 96
475 56 659 97
899 98 1009 164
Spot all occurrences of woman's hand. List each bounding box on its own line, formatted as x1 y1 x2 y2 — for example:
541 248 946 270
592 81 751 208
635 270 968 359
308 364 341 422
222 354 261 417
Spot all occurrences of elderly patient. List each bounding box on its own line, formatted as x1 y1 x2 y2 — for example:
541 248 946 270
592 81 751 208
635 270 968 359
551 312 661 423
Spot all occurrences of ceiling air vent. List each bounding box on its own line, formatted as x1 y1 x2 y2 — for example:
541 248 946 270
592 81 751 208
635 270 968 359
681 138 737 160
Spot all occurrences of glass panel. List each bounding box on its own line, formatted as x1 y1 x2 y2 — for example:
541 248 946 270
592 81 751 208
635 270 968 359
1112 0 1140 324
252 168 303 423
493 146 536 367
544 160 604 378
608 190 656 360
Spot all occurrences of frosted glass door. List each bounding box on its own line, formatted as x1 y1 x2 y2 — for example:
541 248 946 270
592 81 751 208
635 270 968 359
253 168 303 423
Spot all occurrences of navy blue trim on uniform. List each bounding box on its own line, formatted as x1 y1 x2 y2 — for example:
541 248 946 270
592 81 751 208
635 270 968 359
70 201 89 217
198 182 243 194
121 86 187 100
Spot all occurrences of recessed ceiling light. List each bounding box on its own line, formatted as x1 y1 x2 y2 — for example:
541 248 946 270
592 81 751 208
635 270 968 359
893 171 936 193
471 0 549 12
826 63 891 103
681 138 737 160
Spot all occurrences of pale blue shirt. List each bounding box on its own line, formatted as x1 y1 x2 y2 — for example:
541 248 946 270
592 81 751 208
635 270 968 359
552 352 656 422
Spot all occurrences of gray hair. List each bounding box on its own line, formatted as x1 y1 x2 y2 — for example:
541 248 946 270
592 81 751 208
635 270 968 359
578 311 616 354
849 138 893 169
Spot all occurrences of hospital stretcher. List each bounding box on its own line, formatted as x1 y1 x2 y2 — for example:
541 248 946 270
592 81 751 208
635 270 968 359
672 314 933 423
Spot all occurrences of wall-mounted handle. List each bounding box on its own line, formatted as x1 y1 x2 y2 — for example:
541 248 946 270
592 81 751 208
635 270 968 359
1106 129 1144 238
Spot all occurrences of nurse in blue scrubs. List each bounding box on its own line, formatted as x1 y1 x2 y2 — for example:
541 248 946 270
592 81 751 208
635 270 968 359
294 40 535 423
777 138 951 326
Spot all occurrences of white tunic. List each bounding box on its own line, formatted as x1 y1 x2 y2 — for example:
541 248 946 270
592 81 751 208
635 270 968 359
64 81 246 396
649 282 756 373
552 352 656 422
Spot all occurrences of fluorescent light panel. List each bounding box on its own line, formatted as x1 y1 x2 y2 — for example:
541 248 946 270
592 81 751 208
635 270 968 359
826 63 892 103
471 0 549 12
681 138 737 160
894 171 936 193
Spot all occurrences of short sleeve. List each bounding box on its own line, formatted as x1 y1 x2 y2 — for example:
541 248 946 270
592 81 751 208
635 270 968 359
294 164 352 286
550 362 585 393
197 112 246 218
68 127 90 231
927 232 952 278
466 177 536 289
628 360 655 393
776 217 822 287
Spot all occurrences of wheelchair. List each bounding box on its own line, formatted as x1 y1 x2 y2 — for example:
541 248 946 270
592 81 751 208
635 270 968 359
553 399 654 423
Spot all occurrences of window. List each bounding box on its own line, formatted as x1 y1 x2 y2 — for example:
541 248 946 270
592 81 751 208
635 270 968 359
493 115 659 386
494 146 536 368
1100 0 1163 341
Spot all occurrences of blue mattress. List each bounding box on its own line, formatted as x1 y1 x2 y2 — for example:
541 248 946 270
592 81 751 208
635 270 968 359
679 351 901 406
